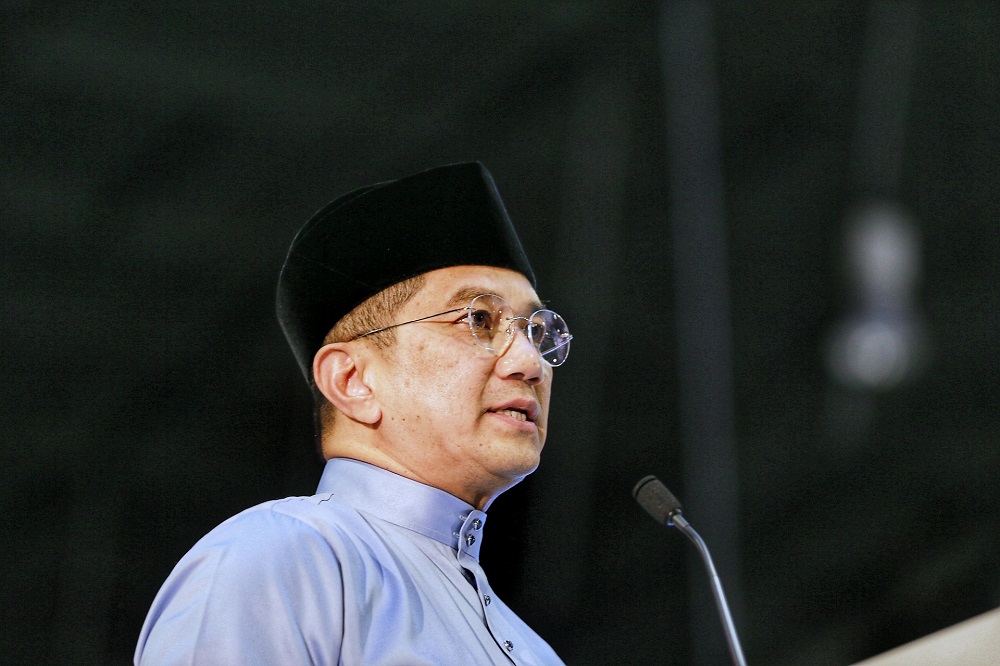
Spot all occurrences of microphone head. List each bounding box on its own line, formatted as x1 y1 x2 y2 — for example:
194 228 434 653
633 475 683 524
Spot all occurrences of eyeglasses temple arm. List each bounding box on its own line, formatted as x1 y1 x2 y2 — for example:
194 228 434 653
352 307 469 340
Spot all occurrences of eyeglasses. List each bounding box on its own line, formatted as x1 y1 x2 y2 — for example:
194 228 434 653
351 293 572 366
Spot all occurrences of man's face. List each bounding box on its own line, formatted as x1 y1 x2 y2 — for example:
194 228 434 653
369 265 554 509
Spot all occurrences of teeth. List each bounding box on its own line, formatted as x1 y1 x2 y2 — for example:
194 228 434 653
498 409 527 421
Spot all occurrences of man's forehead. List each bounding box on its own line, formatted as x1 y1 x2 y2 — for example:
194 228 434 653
442 285 544 312
412 266 542 311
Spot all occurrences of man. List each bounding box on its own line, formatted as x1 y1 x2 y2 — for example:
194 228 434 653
135 162 571 665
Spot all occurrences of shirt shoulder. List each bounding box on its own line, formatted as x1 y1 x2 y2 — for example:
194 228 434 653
215 492 360 543
135 493 367 666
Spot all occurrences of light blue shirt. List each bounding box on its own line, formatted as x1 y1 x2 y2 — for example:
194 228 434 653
135 458 564 665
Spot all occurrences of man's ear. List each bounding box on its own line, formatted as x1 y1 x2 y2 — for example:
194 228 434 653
313 343 381 425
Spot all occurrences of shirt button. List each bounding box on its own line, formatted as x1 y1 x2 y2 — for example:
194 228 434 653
483 594 491 606
504 640 514 652
465 533 476 546
472 518 482 530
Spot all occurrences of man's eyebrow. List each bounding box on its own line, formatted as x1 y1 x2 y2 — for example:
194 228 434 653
444 287 487 308
444 286 545 313
526 297 546 312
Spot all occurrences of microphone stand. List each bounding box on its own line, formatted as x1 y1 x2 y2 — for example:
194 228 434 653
634 476 748 666
670 511 747 666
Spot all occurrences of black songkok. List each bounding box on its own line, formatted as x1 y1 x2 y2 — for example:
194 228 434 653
276 162 536 381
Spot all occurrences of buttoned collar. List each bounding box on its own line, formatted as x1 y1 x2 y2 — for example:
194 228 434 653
317 457 487 562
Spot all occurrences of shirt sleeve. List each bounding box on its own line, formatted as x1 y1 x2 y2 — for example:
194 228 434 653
135 505 344 666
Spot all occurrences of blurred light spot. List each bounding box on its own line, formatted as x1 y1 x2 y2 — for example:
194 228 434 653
826 201 928 391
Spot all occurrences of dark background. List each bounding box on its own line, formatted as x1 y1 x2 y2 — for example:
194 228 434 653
4 2 1000 664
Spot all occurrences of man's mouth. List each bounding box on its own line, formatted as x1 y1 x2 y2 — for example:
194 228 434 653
494 408 529 422
487 399 540 424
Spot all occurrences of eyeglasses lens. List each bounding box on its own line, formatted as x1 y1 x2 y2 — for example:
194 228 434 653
531 310 572 366
467 295 571 366
467 294 508 351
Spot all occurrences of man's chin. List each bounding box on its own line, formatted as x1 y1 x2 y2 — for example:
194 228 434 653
496 448 542 483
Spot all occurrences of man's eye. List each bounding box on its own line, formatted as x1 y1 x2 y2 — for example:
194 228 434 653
468 308 495 331
528 321 548 344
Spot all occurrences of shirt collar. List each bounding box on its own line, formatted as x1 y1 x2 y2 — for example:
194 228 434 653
317 457 487 562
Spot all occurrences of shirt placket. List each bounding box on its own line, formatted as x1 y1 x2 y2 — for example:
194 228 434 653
455 510 526 665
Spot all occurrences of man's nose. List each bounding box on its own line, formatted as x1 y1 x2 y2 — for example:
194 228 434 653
495 326 544 384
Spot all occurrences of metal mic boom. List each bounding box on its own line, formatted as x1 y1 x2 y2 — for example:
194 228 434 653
633 475 748 666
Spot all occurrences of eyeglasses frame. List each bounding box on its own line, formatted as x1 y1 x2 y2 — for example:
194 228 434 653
348 294 571 366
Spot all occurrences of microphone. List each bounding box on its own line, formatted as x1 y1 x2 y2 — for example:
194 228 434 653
633 475 748 666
